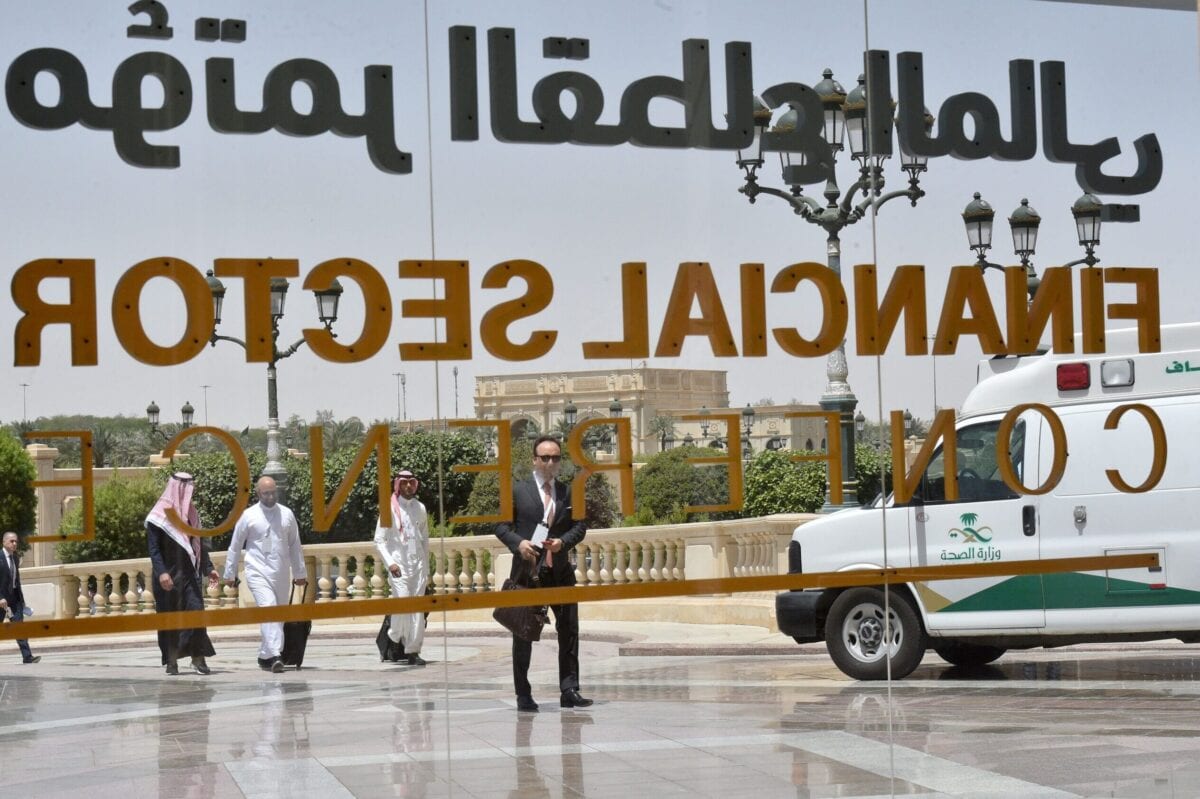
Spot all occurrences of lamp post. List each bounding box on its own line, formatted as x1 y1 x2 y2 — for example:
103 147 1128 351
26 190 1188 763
205 270 341 499
563 397 578 430
393 372 406 424
146 400 195 442
199 384 211 425
741 403 755 458
736 70 930 509
606 397 622 456
963 191 1104 302
699 405 710 443
452 366 460 418
18 383 29 424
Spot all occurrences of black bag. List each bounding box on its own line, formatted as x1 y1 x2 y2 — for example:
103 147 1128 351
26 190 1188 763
376 575 436 661
376 615 406 662
492 556 549 642
280 585 311 669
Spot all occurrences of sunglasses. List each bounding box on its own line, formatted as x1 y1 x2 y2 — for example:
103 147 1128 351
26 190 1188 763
536 454 562 463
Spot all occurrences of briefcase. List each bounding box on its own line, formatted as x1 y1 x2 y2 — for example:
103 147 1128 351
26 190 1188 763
492 558 549 643
376 615 405 662
280 585 311 670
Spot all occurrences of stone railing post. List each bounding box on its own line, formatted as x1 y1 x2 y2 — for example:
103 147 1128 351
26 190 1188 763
334 557 349 601
350 552 368 600
494 551 513 587
316 555 334 602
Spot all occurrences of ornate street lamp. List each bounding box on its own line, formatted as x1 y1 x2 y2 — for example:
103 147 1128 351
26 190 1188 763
1071 192 1103 267
741 403 755 456
699 405 710 441
962 192 996 270
899 107 933 181
146 400 193 442
735 67 929 509
736 96 772 175
854 410 869 448
314 278 343 330
206 271 340 499
1009 198 1042 299
602 397 623 455
814 69 847 152
965 191 1108 302
206 271 225 325
1009 198 1041 267
563 398 578 429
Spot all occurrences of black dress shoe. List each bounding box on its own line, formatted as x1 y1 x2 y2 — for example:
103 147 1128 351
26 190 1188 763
258 657 273 671
407 654 426 667
270 658 285 673
22 655 40 664
560 690 593 708
191 657 210 675
516 695 539 713
165 661 179 675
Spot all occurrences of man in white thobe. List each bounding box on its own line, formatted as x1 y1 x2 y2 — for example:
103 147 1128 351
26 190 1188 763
224 476 307 673
374 469 430 666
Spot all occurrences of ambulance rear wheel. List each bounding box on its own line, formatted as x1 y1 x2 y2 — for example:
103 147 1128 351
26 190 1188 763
825 587 925 681
933 641 1007 668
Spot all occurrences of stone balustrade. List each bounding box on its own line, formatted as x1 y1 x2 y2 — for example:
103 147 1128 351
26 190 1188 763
20 514 814 621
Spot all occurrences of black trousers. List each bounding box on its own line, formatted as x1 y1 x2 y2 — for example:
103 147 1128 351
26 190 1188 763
511 569 579 696
9 609 33 661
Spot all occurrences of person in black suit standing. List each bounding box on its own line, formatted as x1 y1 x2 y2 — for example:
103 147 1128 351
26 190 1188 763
0 531 39 664
496 435 592 712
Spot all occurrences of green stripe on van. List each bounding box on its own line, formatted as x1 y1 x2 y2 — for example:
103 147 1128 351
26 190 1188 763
939 573 1200 613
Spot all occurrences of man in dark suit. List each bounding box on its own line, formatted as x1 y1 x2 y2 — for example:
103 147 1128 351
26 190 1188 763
0 532 39 664
496 435 591 712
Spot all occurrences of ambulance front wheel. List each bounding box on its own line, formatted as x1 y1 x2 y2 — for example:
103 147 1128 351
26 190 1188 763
825 587 925 681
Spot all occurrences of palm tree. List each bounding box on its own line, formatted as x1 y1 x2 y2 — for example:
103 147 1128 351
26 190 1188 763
553 417 574 440
323 417 366 452
648 415 677 451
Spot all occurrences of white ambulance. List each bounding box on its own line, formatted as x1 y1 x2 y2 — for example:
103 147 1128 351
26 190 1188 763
775 323 1200 680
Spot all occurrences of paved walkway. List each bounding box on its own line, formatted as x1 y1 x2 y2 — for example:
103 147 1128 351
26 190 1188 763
4 620 1200 797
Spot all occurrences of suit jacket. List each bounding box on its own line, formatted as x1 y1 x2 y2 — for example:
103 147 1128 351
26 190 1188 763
0 551 25 610
496 477 587 586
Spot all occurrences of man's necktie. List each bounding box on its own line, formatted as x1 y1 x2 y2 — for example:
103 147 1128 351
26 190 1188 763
542 481 555 567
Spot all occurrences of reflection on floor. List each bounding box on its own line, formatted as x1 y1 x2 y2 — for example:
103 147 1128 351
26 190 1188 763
3 633 1200 797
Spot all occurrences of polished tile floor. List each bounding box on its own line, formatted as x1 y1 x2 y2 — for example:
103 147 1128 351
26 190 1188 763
3 626 1200 797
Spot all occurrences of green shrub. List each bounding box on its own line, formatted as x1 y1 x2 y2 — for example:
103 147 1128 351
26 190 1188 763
57 474 167 563
743 450 826 516
0 430 36 539
632 446 733 524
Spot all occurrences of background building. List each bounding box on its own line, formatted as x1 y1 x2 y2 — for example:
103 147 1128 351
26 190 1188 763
473 367 827 455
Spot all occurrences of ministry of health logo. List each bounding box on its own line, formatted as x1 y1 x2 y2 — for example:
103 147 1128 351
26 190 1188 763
948 512 993 544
